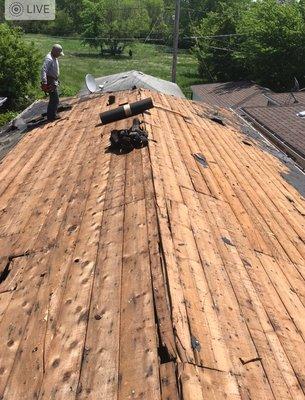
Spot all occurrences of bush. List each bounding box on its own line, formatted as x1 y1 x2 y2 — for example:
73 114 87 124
0 24 41 109
0 111 18 127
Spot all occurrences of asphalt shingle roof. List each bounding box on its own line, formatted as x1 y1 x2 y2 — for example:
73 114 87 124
192 81 305 169
191 81 270 109
243 104 305 161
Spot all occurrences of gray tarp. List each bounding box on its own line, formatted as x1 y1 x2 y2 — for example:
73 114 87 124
79 70 185 98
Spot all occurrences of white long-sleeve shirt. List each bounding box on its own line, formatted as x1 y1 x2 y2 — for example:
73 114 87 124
41 53 59 85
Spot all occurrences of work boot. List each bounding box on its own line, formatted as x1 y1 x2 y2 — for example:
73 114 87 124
47 115 61 122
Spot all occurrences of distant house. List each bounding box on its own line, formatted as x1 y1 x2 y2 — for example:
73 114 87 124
192 81 305 170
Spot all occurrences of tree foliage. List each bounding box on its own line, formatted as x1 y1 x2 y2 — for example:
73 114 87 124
56 0 84 29
145 0 166 31
47 9 74 36
235 0 305 90
0 0 4 22
0 23 41 109
179 0 213 39
194 0 305 90
193 1 249 81
81 0 151 54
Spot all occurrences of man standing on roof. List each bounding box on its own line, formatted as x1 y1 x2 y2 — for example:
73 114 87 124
41 44 64 122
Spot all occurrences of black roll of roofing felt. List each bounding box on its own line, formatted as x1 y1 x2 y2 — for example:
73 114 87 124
100 98 154 125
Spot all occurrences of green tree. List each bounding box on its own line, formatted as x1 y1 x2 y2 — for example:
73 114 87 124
179 0 211 41
55 0 84 31
235 0 305 90
0 23 41 109
143 0 166 38
0 0 4 22
194 0 305 90
0 0 82 34
47 9 74 36
193 1 249 82
81 0 150 55
299 0 305 18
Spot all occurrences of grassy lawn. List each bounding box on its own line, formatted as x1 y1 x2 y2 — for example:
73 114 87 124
25 35 200 99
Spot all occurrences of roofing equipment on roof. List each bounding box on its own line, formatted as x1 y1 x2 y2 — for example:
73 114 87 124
100 97 154 125
79 70 185 98
0 89 305 399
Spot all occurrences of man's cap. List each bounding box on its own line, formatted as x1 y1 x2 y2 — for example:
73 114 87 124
52 44 64 56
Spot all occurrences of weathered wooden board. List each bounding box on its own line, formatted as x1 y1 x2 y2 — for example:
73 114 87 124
0 90 304 400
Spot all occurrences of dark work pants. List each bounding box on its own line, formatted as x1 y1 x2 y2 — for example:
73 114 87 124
47 87 59 121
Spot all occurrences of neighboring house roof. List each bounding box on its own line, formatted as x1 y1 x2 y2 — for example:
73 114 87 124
191 81 270 109
243 104 305 169
79 70 185 98
0 97 7 107
267 91 305 106
1 89 305 399
192 81 305 170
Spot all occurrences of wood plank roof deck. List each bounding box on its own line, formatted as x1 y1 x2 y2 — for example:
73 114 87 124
0 89 305 399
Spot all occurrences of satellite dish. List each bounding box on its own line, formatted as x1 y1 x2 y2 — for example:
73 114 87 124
288 77 301 104
0 97 7 107
292 77 300 93
85 74 98 93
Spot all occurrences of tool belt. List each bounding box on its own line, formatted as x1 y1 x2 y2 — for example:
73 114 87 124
41 76 58 93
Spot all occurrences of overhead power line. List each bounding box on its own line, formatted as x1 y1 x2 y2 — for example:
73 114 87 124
203 44 235 52
186 33 247 40
25 35 166 42
144 15 162 44
24 33 250 46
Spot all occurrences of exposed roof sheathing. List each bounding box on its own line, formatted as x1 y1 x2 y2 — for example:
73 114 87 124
0 90 305 399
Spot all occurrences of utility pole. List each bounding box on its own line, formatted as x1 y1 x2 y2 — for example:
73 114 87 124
171 0 181 83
